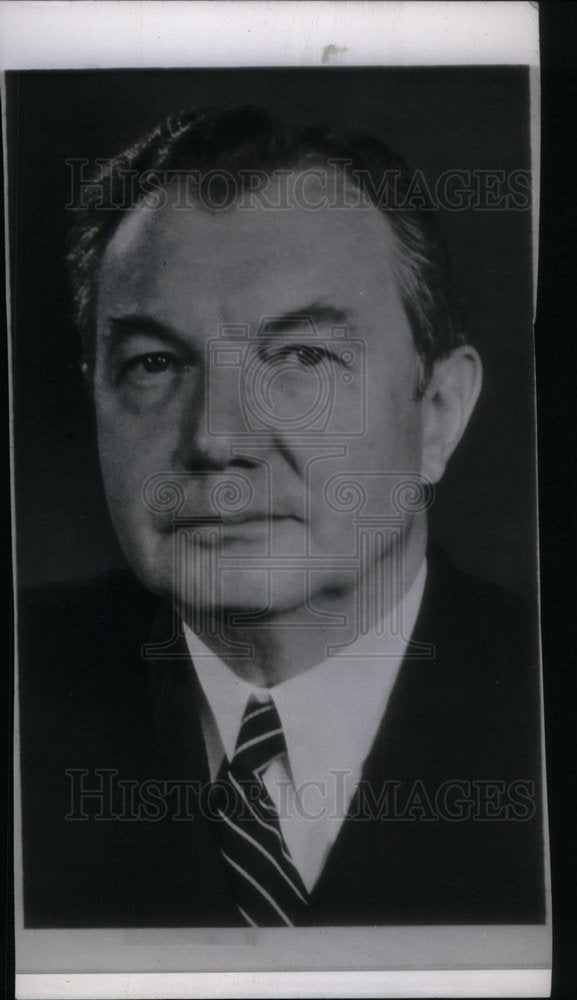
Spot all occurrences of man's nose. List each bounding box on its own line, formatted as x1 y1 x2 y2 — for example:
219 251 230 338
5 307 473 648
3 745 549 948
175 363 250 469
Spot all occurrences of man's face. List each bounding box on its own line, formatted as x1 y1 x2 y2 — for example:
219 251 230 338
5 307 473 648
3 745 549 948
94 175 425 616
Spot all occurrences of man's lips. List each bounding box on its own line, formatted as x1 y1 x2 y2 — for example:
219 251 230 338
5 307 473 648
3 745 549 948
213 513 299 525
168 514 304 545
178 512 298 523
153 512 302 532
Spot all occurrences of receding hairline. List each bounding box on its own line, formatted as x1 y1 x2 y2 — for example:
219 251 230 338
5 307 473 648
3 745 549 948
96 165 412 347
102 163 399 239
68 106 466 394
98 163 407 296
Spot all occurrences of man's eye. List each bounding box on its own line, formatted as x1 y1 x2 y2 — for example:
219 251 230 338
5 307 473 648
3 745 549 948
290 344 330 367
121 352 187 382
139 354 173 374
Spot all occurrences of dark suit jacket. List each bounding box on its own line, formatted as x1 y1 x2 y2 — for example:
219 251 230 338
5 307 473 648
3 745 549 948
19 548 546 927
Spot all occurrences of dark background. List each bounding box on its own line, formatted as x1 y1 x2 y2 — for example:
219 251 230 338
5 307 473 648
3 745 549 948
8 66 536 595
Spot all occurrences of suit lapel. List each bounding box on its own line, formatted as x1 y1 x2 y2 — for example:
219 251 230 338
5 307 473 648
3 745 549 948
131 604 242 926
307 553 465 924
306 549 545 925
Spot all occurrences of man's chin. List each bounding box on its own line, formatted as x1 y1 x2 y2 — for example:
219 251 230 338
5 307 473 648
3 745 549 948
122 539 347 618
127 566 293 613
177 583 301 621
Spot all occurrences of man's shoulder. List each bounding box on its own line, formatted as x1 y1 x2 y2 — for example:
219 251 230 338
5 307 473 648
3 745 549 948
424 544 537 645
18 569 160 647
414 545 541 733
17 570 161 703
18 568 158 622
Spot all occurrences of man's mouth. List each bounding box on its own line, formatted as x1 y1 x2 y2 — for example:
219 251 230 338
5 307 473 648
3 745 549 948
154 511 302 533
171 514 303 546
214 513 297 525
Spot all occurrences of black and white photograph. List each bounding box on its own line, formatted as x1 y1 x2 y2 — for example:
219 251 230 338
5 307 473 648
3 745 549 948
5 3 550 997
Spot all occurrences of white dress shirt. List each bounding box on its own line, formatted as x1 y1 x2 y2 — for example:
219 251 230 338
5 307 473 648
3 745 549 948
185 561 426 892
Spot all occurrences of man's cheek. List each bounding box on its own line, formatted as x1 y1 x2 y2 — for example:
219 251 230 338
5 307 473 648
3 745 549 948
97 410 161 467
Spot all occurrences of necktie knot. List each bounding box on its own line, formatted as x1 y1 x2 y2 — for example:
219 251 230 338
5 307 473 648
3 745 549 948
232 695 286 778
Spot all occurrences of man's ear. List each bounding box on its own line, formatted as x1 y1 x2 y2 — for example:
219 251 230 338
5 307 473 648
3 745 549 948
420 345 483 485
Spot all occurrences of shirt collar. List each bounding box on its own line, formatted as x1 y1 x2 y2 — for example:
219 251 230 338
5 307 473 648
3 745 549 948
186 559 427 788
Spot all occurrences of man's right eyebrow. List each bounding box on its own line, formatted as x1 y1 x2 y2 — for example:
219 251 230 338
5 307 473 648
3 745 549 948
104 315 185 347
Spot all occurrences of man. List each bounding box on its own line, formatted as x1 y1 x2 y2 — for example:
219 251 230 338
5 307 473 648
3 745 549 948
19 106 545 927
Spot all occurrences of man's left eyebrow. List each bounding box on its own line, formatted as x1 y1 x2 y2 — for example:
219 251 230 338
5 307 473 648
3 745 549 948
259 304 352 336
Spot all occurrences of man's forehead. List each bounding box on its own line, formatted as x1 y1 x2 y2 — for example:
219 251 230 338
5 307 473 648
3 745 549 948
103 170 397 272
97 170 408 338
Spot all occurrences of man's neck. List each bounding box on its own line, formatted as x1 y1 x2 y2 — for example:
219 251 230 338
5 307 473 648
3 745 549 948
182 524 427 686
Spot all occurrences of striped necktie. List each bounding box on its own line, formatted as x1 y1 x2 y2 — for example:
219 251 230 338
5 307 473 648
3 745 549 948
211 694 309 927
